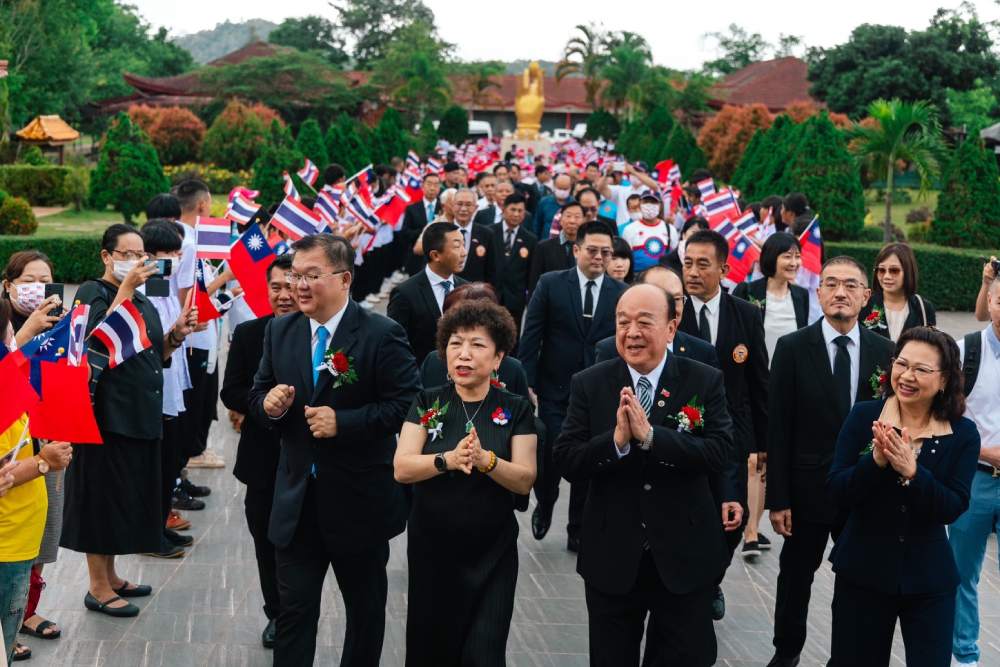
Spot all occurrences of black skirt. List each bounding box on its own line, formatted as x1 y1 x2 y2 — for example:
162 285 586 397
60 431 162 555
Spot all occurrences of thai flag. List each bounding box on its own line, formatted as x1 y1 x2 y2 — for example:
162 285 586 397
712 218 739 241
195 216 232 259
798 217 823 274
406 150 421 171
653 159 674 185
228 186 259 203
283 172 299 200
226 194 260 225
297 158 320 187
697 178 716 198
344 187 381 232
314 185 342 229
229 224 276 317
668 164 681 184
346 165 376 200
67 304 90 367
426 157 442 174
90 300 152 369
727 231 760 284
735 210 760 239
271 196 324 241
703 190 736 226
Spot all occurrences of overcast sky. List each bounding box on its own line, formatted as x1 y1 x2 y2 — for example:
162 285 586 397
133 0 1000 71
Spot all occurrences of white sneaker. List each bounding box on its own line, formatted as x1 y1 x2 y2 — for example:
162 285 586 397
952 659 978 667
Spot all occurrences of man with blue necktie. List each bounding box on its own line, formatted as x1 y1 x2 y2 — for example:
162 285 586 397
249 234 420 666
401 172 442 275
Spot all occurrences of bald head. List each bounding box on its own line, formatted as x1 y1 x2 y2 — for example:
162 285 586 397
616 284 678 374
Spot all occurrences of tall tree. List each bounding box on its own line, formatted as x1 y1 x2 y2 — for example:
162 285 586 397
931 138 1000 248
555 24 609 107
88 112 169 222
252 120 304 205
452 61 503 119
333 0 437 68
295 118 329 169
370 21 451 123
600 32 651 120
268 16 348 66
703 24 770 76
849 99 944 242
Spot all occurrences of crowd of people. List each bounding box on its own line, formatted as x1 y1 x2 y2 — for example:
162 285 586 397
0 141 998 667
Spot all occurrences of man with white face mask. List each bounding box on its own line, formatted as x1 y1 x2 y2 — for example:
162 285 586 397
533 172 575 238
621 191 679 273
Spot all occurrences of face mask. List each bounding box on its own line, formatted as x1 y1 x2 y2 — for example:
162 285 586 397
628 210 642 221
640 203 660 219
112 260 139 282
554 188 571 200
10 282 45 314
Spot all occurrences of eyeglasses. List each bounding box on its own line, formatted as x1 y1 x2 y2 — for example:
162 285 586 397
582 246 613 258
453 201 477 209
876 266 903 276
581 206 598 213
111 249 146 261
285 270 347 286
821 278 865 292
892 358 941 378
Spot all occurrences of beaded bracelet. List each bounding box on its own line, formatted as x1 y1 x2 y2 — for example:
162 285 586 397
479 450 498 474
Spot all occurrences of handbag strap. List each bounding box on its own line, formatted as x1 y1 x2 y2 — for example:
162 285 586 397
916 294 927 326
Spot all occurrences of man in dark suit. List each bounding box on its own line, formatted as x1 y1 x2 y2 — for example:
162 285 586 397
528 200 583 293
387 222 468 365
400 173 441 275
249 234 420 667
452 188 498 285
678 229 769 620
490 191 537 330
764 256 894 667
595 265 719 368
520 221 627 550
473 179 512 227
220 254 296 649
554 284 734 665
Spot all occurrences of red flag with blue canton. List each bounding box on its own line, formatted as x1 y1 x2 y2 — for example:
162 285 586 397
0 346 39 435
798 216 823 274
28 358 102 443
726 230 761 284
191 259 222 323
229 224 277 317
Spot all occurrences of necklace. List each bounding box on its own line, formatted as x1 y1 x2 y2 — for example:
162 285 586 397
459 394 487 433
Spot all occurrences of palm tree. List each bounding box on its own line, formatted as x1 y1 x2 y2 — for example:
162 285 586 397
456 61 503 119
599 32 652 121
849 99 944 242
555 24 608 107
392 52 451 120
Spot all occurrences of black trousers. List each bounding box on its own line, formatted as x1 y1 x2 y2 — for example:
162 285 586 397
535 399 588 538
772 519 837 658
179 348 210 459
585 551 716 666
274 483 389 667
245 483 280 621
160 416 185 526
830 576 955 667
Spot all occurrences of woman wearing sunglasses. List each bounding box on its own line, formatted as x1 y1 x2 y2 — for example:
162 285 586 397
860 243 936 342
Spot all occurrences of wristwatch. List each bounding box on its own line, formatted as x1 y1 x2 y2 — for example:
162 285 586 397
638 427 654 451
433 452 448 473
36 457 49 475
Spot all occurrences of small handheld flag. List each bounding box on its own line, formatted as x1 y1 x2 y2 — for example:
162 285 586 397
283 172 299 200
297 158 320 187
67 303 90 367
226 194 261 225
271 196 324 241
195 216 233 259
697 178 716 198
90 300 152 369
798 217 823 274
229 224 277 317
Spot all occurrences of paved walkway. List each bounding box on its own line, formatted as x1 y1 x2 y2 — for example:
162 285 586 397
22 309 998 666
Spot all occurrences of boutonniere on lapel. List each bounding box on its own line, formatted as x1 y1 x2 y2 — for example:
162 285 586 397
747 294 766 310
491 406 511 426
674 397 705 433
315 348 358 388
868 366 887 398
863 304 886 330
419 399 449 441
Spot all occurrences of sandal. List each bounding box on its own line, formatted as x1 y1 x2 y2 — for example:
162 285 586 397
12 642 31 661
19 617 61 640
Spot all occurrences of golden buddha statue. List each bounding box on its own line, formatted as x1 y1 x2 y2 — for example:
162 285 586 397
514 62 544 140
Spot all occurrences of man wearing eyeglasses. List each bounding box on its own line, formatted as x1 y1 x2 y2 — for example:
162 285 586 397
249 234 420 666
520 220 626 551
452 188 499 286
764 255 893 667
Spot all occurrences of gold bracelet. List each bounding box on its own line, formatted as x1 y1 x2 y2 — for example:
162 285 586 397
481 450 498 474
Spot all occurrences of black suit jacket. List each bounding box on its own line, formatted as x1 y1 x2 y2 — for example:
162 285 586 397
680 292 769 502
827 400 978 595
520 269 626 405
732 277 810 329
456 222 498 285
387 270 467 368
859 293 937 340
594 330 720 368
765 320 894 523
473 206 500 228
554 355 734 595
490 222 538 319
528 236 574 293
248 301 420 550
401 199 437 275
221 314 281 489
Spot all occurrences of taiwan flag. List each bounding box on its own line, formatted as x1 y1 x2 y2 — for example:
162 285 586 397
726 230 761 284
190 260 221 323
798 217 823 274
28 358 102 443
0 347 38 435
229 224 277 317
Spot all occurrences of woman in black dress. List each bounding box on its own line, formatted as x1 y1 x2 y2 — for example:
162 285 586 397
395 299 537 666
60 224 198 618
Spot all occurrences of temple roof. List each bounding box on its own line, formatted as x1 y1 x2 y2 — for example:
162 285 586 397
15 115 80 144
707 57 815 112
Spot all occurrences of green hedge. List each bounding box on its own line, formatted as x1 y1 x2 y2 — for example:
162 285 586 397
0 165 88 206
0 236 103 284
827 242 991 311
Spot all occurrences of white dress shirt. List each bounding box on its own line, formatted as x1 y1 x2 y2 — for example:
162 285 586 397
689 290 722 346
310 302 349 361
455 220 474 255
424 264 455 313
821 317 861 406
763 291 798 365
575 267 604 316
616 351 670 457
501 222 519 251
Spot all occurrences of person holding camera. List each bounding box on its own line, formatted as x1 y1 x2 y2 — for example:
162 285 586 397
974 256 998 322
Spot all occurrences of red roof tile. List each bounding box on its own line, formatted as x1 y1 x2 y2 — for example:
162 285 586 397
708 57 815 112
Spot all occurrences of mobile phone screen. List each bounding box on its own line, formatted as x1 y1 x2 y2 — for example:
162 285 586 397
44 283 64 317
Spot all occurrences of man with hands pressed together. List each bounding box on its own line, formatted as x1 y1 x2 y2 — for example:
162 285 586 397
249 234 420 667
554 284 734 666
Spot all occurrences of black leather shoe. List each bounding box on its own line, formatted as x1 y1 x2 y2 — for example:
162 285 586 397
531 506 551 540
765 654 800 667
711 586 726 621
178 477 211 498
262 619 277 649
172 489 205 511
164 528 194 547
566 535 580 553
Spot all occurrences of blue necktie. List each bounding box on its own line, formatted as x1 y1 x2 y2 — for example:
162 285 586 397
312 326 329 387
427 202 434 220
636 376 653 416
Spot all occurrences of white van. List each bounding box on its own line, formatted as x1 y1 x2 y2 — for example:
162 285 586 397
426 120 494 142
